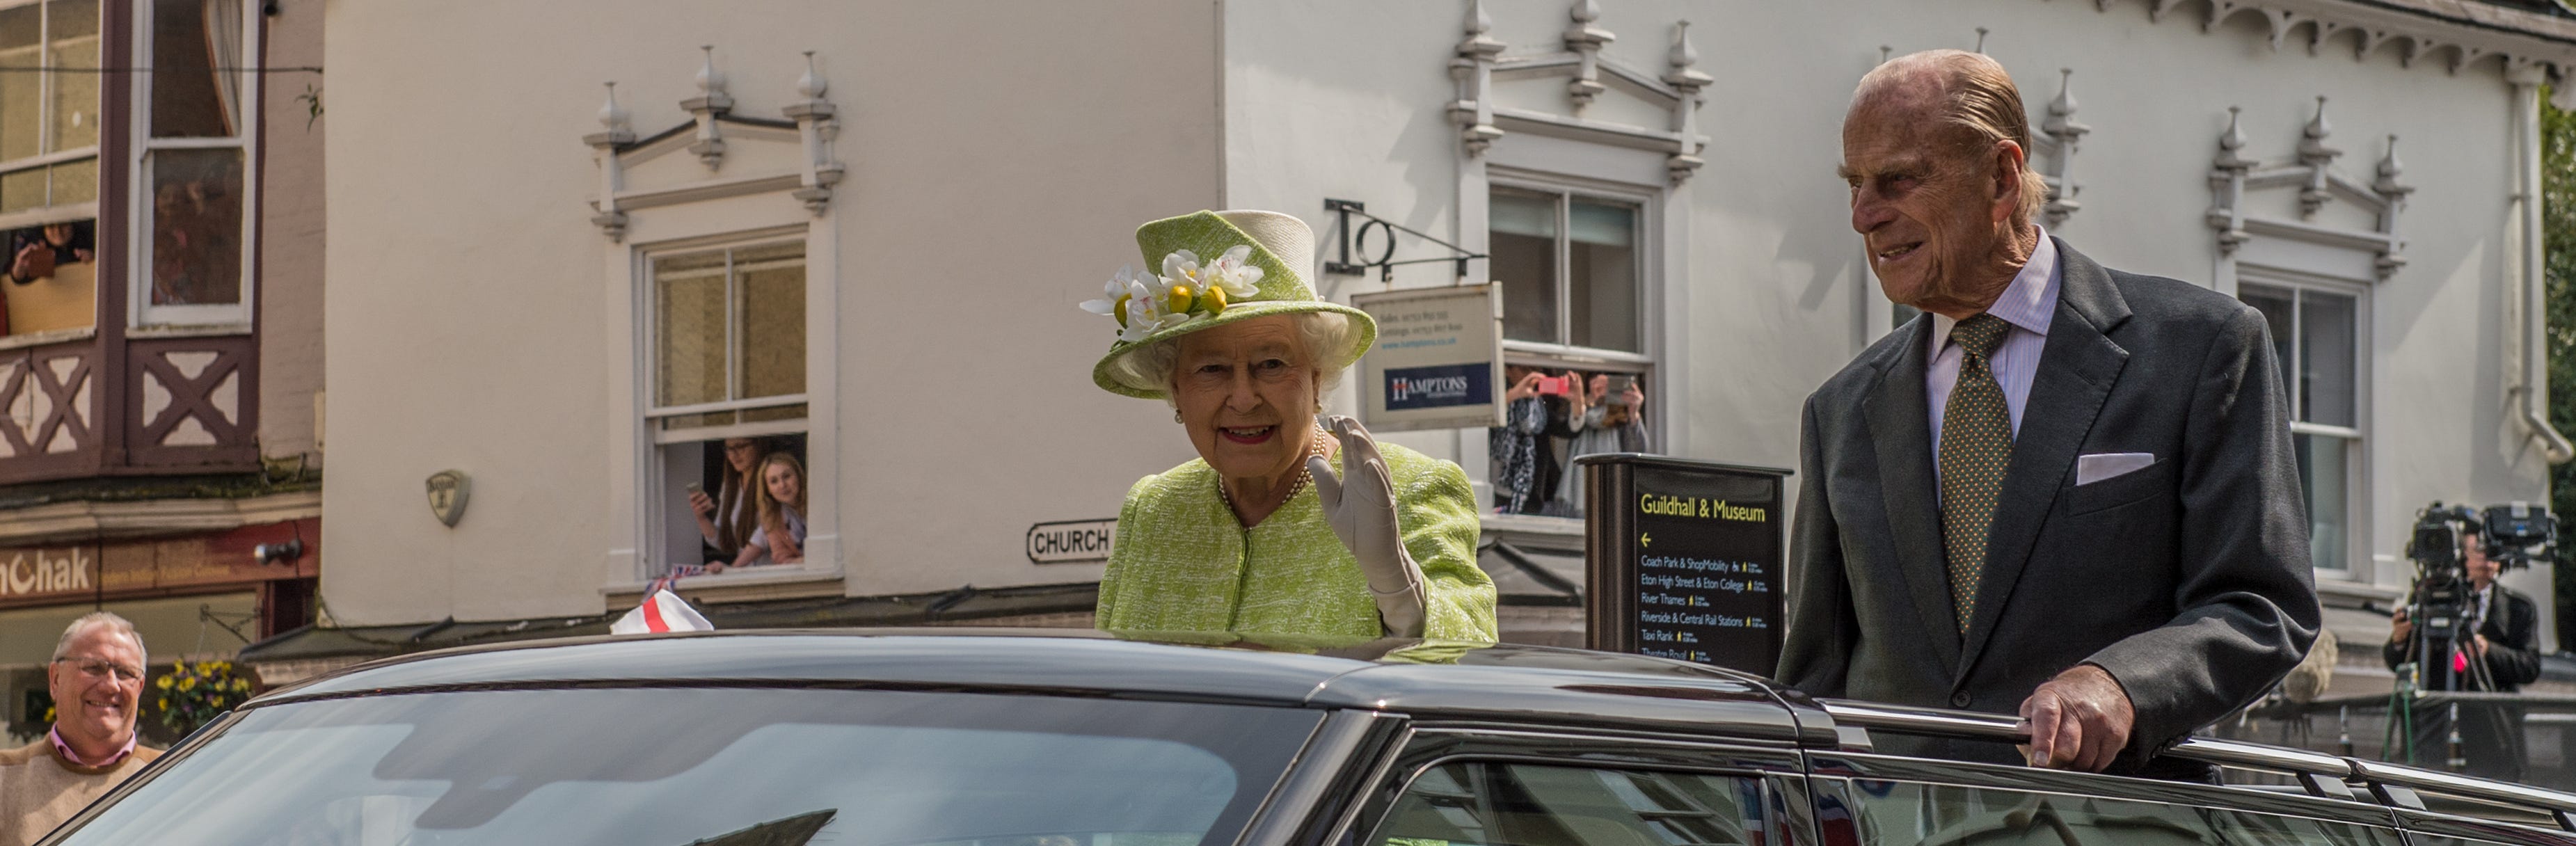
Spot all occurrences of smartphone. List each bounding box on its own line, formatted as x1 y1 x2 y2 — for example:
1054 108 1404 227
1608 375 1636 403
1536 376 1569 396
685 481 704 494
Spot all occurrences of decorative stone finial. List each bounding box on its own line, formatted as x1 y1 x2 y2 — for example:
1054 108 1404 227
2375 134 2414 199
597 81 628 133
2298 96 2339 164
1571 0 1598 24
696 45 725 97
2213 106 2255 171
1459 0 1503 56
2042 68 2088 139
1466 0 1489 35
1664 21 1712 90
797 50 827 99
1563 0 1614 113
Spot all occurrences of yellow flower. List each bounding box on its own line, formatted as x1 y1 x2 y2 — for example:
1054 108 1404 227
230 678 250 692
177 677 196 692
155 676 172 689
154 699 166 712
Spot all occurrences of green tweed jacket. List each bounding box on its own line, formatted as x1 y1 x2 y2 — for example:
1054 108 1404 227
1096 442 1497 641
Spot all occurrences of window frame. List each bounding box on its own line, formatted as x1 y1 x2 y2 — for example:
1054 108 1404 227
123 0 257 330
1486 170 1664 454
0 0 104 232
2238 270 2371 580
1342 726 1806 846
614 221 838 590
639 237 809 447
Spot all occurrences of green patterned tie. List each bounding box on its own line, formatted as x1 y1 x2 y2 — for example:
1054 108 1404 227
1940 314 2014 634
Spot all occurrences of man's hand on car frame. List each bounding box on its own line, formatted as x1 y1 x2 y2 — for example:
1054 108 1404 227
2019 664 2136 772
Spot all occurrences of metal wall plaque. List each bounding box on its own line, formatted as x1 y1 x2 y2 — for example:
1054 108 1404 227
1026 518 1116 564
1577 454 1790 676
426 470 472 527
1351 283 1504 433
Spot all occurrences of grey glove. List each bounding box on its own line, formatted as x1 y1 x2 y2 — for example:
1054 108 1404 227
1308 415 1429 637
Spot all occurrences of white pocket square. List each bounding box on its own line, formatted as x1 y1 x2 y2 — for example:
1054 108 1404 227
2076 452 2156 486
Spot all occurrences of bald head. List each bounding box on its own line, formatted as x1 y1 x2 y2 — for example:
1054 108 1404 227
1851 50 2046 225
1838 50 2046 319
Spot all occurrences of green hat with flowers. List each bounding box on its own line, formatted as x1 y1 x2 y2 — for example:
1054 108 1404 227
1085 209 1376 399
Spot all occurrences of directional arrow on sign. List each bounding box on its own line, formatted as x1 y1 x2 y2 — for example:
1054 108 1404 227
1641 532 1652 548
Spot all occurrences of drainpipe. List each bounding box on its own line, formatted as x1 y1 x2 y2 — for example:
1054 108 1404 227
2509 66 2576 464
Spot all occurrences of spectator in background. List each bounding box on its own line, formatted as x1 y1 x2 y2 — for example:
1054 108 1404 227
0 614 161 846
1549 373 1648 516
7 223 93 285
690 437 768 567
1489 366 1580 515
715 452 808 573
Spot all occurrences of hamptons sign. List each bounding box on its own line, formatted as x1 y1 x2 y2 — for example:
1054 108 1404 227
1353 283 1504 433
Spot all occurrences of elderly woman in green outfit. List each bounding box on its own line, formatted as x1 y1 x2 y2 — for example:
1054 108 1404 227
1082 210 1497 641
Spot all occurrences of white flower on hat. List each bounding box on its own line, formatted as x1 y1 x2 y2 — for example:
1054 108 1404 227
1080 266 1157 331
1120 294 1193 344
1203 244 1264 304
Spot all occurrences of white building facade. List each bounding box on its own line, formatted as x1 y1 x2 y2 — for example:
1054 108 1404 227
309 0 2575 680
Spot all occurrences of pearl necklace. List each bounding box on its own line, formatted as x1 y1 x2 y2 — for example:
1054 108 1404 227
1218 427 1330 515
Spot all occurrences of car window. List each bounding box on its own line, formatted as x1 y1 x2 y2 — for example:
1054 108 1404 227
49 687 1321 846
1374 760 1765 846
1837 781 2401 846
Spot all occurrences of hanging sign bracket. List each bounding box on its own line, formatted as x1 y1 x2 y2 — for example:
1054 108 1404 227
1322 198 1486 283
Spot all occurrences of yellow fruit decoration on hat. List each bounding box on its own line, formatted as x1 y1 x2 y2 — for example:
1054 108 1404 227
1164 284 1195 315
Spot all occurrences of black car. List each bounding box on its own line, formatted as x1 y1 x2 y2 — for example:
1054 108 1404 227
37 629 2576 846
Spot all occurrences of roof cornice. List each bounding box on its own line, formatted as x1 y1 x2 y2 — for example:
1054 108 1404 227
2092 0 2576 98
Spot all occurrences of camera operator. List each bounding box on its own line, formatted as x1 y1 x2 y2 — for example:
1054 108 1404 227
2385 519 2542 779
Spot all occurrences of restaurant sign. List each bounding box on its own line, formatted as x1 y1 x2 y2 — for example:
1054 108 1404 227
0 547 93 600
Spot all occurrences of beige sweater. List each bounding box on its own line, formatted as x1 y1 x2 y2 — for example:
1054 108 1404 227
0 738 161 846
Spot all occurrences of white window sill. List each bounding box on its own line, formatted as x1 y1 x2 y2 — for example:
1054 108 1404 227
129 322 253 340
601 564 845 609
0 326 93 351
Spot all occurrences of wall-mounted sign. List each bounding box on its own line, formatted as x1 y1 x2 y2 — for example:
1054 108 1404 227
1577 454 1791 676
1027 519 1117 564
1352 283 1503 433
0 547 92 600
427 470 471 527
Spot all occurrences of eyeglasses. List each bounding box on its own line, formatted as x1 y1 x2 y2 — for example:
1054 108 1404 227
51 657 143 683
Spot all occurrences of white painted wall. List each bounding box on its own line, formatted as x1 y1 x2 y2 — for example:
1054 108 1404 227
321 0 2557 637
322 0 1218 623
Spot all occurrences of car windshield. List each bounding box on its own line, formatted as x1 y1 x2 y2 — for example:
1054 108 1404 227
49 687 1323 846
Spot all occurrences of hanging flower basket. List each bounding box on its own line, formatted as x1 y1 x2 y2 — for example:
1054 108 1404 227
155 660 254 735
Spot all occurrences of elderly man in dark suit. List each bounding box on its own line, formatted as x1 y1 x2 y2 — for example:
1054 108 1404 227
1776 49 2320 774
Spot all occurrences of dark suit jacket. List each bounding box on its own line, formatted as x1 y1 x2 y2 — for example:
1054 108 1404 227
1776 239 2321 771
2383 584 2543 693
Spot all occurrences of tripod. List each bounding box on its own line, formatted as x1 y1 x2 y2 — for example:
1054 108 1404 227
2385 600 2498 769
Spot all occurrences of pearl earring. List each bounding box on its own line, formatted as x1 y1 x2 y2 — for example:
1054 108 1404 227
1174 409 1183 424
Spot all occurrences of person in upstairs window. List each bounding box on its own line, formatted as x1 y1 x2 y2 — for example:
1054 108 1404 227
1084 209 1495 641
713 452 808 573
1547 372 1648 517
7 222 93 286
689 437 769 569
1489 365 1580 515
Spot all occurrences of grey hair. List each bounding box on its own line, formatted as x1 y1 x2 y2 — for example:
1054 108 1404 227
1859 49 2049 226
54 612 145 662
1104 312 1358 403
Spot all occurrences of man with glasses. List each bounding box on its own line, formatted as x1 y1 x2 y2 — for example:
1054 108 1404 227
0 614 164 846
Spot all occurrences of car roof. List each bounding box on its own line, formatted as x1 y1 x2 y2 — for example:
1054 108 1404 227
263 628 1822 744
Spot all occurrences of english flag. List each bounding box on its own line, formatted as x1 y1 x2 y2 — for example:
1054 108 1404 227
611 580 714 634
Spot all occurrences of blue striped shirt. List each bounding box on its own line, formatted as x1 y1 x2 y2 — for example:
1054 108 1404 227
1927 230 2060 479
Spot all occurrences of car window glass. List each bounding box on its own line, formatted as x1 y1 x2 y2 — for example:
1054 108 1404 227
1840 781 2400 846
1376 761 1764 846
54 687 1319 846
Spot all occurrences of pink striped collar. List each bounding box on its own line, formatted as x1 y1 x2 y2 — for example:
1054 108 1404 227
47 725 135 769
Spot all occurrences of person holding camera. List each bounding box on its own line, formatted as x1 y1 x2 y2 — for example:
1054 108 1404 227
1548 373 1648 517
2385 522 2541 779
1489 366 1582 515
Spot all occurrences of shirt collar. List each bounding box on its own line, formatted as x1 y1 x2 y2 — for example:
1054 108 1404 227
47 725 136 769
1929 228 2060 348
